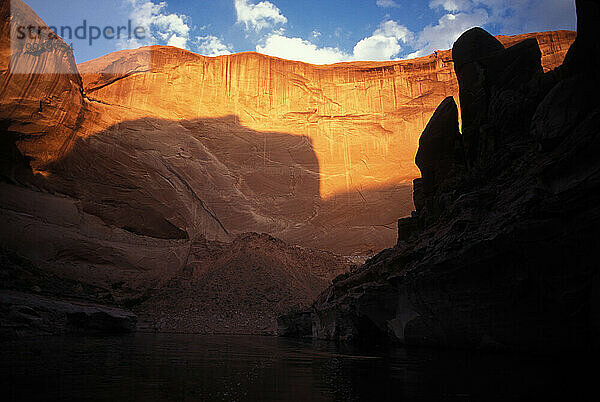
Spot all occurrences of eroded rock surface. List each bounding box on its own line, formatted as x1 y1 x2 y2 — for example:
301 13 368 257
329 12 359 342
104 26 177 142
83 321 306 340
1 1 575 259
0 0 579 336
0 0 85 169
0 290 137 339
132 233 350 335
281 1 599 351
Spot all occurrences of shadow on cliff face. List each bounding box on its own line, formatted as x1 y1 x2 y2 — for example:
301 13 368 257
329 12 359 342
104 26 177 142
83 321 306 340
38 114 322 242
2 113 414 256
0 112 409 333
288 0 600 351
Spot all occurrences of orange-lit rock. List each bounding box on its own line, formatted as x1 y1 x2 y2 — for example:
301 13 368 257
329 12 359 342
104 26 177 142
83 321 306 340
78 31 575 200
0 0 84 167
1 0 575 257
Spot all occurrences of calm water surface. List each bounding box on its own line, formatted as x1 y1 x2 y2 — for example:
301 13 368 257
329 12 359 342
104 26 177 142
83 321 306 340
0 334 594 401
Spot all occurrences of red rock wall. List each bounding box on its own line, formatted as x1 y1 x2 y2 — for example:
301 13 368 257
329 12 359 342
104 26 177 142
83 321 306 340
0 0 85 168
78 31 575 199
0 0 576 255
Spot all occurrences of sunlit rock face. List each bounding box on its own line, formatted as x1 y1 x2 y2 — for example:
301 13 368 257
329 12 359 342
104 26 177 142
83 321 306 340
283 1 599 351
78 31 575 201
0 0 575 269
0 0 582 337
0 0 84 168
70 31 573 254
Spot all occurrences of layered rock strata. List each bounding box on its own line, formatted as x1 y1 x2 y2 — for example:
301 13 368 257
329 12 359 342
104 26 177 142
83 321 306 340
280 0 599 351
0 0 582 337
1 0 575 256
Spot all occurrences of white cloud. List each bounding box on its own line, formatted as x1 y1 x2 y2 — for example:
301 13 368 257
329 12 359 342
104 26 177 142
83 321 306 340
376 0 401 7
406 8 489 58
257 20 413 64
429 0 575 34
195 36 233 56
353 20 414 60
353 36 402 60
234 0 287 32
257 34 351 64
121 0 192 50
429 0 474 12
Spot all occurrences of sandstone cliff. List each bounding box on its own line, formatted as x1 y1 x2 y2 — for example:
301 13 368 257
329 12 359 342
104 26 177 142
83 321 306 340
76 31 574 202
1 0 574 257
0 0 581 336
280 0 599 351
0 0 84 168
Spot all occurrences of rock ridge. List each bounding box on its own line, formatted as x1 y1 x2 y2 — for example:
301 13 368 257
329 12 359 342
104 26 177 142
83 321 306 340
279 1 599 351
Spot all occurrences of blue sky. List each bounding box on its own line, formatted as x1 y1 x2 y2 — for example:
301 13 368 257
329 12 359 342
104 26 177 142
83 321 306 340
22 0 576 64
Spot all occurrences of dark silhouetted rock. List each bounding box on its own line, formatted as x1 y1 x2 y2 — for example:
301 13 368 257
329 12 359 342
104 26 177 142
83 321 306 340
453 28 504 165
564 0 600 73
0 0 577 338
532 0 600 150
414 96 465 215
452 27 505 70
453 28 543 165
277 311 313 338
0 0 574 258
285 1 600 351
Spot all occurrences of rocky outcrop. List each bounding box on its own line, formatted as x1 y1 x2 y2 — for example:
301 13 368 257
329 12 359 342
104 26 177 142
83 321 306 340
280 1 600 351
455 28 544 164
0 1 575 258
413 96 465 216
0 0 85 171
133 233 350 335
77 32 573 202
0 290 137 339
277 311 313 338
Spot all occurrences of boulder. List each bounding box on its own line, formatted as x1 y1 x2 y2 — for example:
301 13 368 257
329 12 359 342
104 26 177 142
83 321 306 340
453 28 543 165
0 290 137 339
414 96 465 215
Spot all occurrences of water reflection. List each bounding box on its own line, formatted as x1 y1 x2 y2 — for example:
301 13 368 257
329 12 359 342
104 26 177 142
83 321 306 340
0 334 593 401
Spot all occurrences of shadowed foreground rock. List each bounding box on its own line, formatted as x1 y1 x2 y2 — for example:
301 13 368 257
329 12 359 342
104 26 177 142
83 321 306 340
0 290 137 339
279 1 600 351
133 233 350 335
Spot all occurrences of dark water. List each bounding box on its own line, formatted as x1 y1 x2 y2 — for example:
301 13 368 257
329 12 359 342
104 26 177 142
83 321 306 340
0 334 594 401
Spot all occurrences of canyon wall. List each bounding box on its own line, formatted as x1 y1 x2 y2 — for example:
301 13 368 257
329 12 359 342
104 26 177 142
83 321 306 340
0 0 84 168
78 31 575 200
280 0 600 351
1 0 575 264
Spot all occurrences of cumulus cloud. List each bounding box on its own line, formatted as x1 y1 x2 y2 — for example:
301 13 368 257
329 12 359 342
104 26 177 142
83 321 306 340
195 36 233 57
429 0 575 33
257 34 351 64
234 0 287 31
429 0 473 12
406 8 488 58
121 0 192 49
353 20 414 60
248 0 574 64
376 0 401 7
257 20 413 64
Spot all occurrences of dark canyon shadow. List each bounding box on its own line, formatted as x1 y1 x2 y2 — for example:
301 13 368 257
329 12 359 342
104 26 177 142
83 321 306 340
3 114 414 255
